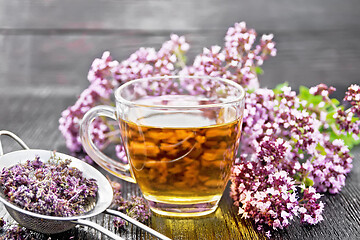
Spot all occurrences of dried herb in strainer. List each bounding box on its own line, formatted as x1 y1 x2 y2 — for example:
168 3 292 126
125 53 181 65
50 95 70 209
0 155 98 217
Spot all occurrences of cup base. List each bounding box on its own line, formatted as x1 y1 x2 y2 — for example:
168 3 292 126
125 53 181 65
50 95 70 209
147 198 220 217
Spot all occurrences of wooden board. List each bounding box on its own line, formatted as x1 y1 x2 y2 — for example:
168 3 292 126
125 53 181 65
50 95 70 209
1 0 360 239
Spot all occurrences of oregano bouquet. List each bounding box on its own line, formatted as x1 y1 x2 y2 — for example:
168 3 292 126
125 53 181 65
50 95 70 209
58 22 360 237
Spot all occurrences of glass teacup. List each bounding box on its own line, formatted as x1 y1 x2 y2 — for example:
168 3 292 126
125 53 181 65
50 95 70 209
80 75 245 217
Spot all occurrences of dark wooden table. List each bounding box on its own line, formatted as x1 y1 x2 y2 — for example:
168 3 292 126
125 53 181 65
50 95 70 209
1 1 360 239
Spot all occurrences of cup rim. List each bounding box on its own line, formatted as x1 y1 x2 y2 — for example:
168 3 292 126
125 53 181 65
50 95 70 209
114 75 245 109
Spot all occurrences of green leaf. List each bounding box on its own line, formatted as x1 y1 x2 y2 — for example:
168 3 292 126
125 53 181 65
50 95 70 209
304 177 314 188
326 111 337 125
316 144 326 155
299 86 311 98
298 86 323 106
246 88 255 94
273 82 289 95
330 132 360 150
255 66 264 75
331 98 340 107
174 47 187 68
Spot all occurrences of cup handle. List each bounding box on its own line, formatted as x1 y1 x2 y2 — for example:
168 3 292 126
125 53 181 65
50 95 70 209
80 105 135 183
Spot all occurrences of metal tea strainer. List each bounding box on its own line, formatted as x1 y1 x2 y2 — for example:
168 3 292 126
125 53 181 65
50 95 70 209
0 130 171 240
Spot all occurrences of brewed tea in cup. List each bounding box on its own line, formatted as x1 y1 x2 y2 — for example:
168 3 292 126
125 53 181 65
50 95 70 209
80 75 245 217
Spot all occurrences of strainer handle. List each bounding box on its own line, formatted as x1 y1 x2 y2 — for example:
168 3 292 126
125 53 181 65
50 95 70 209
105 209 172 240
73 219 124 240
0 130 30 156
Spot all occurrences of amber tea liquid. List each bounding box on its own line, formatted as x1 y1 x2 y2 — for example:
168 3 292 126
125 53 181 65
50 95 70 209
119 95 242 216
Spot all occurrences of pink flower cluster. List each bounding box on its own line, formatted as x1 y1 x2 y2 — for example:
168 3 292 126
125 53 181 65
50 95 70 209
231 83 359 235
344 84 360 114
334 85 360 137
231 137 324 233
59 51 117 154
180 22 276 89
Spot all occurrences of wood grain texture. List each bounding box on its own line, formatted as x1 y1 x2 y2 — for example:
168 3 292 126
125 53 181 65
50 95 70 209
0 0 359 31
1 29 359 94
1 0 360 239
0 0 359 91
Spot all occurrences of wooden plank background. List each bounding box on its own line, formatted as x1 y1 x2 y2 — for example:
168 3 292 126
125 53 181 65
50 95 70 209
0 1 360 239
1 0 360 92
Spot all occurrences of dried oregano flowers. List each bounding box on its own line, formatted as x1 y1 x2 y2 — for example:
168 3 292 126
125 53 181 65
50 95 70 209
0 157 150 239
0 225 36 240
105 178 151 230
0 154 98 217
112 192 151 230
